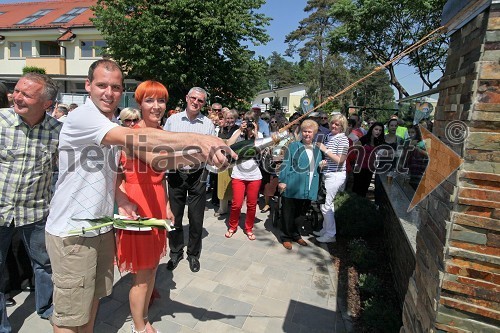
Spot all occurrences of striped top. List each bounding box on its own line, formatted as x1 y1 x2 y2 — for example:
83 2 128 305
323 132 349 173
0 108 62 226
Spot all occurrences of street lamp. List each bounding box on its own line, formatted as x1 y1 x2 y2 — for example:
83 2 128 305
263 97 270 112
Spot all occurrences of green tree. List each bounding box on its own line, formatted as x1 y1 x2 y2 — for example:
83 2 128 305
329 0 447 100
92 0 271 107
266 52 297 90
285 0 337 103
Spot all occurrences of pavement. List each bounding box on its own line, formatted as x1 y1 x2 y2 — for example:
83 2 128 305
7 199 352 333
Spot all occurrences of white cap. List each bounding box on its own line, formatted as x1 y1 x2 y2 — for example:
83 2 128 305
251 104 261 110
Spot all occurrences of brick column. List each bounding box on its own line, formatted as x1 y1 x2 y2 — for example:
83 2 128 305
401 1 500 332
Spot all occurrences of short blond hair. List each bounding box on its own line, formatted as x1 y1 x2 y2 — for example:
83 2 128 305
331 114 348 133
119 107 141 121
300 119 319 134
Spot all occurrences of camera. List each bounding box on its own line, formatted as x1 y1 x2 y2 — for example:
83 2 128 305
246 120 255 130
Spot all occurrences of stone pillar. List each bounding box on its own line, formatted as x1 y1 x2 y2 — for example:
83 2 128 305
401 1 500 332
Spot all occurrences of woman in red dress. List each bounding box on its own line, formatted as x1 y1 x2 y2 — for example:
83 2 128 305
116 80 171 333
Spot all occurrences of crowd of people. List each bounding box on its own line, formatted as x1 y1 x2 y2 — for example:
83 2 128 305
0 59 429 333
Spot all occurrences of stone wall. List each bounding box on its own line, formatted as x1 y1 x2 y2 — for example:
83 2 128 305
379 178 418 305
401 1 500 332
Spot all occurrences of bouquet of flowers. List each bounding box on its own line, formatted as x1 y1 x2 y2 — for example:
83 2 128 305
69 214 176 235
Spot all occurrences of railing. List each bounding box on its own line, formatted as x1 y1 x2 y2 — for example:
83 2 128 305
25 57 66 75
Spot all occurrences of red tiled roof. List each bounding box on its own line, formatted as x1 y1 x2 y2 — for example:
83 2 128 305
0 0 97 30
57 28 76 41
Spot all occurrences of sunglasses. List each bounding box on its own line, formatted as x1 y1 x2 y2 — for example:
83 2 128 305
213 108 222 112
270 120 278 124
261 118 269 121
123 118 139 123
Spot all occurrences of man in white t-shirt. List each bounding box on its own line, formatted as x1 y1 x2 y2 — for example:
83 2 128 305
45 59 235 333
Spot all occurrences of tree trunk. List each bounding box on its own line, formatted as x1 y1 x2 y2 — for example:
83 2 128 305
387 65 409 100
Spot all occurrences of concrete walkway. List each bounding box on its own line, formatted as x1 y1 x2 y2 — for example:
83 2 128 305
8 202 351 333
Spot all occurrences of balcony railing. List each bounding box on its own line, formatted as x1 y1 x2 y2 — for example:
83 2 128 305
25 57 66 75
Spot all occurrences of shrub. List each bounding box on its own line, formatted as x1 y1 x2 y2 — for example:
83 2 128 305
334 191 383 237
347 238 377 269
22 66 46 75
358 273 382 295
361 296 402 332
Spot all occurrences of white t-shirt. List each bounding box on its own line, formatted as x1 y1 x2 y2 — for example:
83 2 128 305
46 98 120 237
230 132 263 181
305 145 315 190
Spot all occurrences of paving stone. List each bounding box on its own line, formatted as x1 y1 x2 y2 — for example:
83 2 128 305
149 318 183 333
262 266 289 281
158 300 208 329
262 278 301 301
285 270 314 287
245 272 271 290
252 295 291 317
213 283 242 299
175 286 209 305
291 299 339 332
187 276 219 292
211 244 241 256
312 272 335 292
192 291 219 309
194 318 243 332
204 295 253 329
241 310 272 333
236 285 262 305
11 198 349 332
215 266 250 289
298 286 330 307
246 261 268 274
233 244 268 262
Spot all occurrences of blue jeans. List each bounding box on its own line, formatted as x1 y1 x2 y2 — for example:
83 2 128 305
0 220 53 333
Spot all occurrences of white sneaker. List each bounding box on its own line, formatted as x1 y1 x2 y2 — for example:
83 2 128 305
316 235 336 243
313 229 325 237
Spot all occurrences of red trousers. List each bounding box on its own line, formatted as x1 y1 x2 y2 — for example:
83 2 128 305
228 178 262 233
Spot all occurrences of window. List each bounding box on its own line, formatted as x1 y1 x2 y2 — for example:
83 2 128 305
282 97 288 106
9 41 32 58
52 7 87 23
39 41 60 57
80 40 107 58
16 9 52 25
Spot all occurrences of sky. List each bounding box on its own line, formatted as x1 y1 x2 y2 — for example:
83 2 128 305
0 0 434 96
249 0 434 97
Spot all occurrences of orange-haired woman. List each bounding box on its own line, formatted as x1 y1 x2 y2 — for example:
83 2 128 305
116 80 171 333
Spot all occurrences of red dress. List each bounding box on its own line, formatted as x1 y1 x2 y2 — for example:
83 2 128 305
116 147 167 273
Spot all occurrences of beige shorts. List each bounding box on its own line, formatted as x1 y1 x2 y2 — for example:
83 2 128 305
45 231 115 327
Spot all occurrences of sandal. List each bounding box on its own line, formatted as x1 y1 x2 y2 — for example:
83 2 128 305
225 229 236 238
260 205 270 213
246 232 256 241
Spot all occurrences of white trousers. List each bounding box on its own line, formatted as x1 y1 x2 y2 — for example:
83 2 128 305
320 171 346 238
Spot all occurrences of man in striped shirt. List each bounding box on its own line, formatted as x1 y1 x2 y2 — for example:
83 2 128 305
0 73 61 331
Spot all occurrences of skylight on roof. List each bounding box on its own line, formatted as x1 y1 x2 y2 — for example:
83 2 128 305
16 9 52 25
52 7 88 24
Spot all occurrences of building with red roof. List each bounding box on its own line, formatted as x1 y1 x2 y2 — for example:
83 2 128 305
0 0 136 105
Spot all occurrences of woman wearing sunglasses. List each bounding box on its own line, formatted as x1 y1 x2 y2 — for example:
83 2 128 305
119 107 141 127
